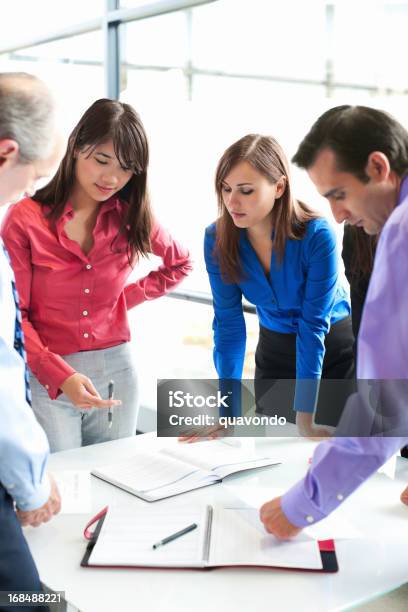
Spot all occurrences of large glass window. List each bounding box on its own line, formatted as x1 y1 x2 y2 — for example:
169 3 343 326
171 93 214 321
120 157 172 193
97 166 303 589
0 29 105 229
128 296 259 411
0 31 104 136
331 2 408 90
191 0 327 80
0 1 104 48
120 0 155 6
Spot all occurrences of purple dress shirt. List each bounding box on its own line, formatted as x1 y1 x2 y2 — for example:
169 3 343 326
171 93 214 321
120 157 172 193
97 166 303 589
281 176 408 528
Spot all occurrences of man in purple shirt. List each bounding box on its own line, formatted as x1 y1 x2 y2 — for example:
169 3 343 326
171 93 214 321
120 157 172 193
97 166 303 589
260 105 408 538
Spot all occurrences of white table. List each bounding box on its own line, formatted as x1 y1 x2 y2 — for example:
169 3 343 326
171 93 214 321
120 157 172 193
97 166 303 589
25 434 408 612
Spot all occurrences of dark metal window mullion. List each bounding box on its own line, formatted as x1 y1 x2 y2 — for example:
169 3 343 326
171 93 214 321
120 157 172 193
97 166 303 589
105 0 121 99
166 289 257 315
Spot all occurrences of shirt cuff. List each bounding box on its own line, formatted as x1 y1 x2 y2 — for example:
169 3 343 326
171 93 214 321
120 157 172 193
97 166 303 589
281 478 328 528
293 378 321 413
35 354 76 399
214 350 245 381
14 473 51 512
124 283 147 309
219 378 242 417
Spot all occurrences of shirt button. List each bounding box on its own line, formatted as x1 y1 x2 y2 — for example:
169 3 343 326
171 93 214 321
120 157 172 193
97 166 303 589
86 264 92 270
337 494 344 501
306 515 314 523
82 310 88 316
45 384 49 390
83 333 89 338
84 288 90 294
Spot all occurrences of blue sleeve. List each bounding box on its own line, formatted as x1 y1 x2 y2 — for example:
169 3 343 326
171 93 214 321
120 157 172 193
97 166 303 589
0 251 50 510
204 227 246 381
0 349 51 510
294 222 340 413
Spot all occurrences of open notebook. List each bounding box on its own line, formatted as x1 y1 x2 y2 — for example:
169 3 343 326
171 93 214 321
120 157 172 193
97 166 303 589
81 504 337 572
91 440 280 501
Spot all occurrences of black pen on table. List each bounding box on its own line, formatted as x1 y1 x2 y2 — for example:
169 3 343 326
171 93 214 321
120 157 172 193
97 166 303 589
108 380 114 428
152 523 198 550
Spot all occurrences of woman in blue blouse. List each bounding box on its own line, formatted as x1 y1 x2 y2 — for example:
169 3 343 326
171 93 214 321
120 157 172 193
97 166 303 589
205 134 355 438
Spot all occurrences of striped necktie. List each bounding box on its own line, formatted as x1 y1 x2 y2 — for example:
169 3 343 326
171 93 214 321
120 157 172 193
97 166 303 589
2 241 32 405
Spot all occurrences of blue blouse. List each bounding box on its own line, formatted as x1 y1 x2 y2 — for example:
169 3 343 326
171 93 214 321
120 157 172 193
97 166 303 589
204 217 351 413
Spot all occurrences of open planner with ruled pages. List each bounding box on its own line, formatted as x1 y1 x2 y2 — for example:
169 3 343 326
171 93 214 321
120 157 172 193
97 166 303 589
91 440 280 501
81 504 337 572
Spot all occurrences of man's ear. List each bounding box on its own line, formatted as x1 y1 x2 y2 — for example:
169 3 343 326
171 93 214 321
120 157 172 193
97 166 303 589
365 151 391 182
0 139 19 168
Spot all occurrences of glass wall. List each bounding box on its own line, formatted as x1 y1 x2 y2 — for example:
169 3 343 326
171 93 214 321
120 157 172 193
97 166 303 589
0 0 104 48
128 297 258 412
0 31 104 137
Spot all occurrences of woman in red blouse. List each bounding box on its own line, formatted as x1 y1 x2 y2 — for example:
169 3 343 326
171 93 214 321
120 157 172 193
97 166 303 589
2 98 192 452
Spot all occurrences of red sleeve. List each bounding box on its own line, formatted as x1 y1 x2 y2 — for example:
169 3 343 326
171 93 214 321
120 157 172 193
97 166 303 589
124 220 193 309
1 203 75 399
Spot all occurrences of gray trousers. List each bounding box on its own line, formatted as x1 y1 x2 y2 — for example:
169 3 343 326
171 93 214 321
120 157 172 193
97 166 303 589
30 343 139 452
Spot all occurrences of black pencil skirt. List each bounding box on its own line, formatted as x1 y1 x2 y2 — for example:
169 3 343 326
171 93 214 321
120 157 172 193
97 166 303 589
255 316 356 427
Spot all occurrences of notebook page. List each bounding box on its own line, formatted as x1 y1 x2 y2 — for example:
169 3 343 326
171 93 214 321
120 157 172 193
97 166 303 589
209 506 323 570
145 474 217 501
92 451 214 495
162 440 280 478
88 506 209 567
224 485 362 540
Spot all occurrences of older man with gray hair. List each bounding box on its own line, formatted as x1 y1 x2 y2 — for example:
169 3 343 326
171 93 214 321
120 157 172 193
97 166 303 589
0 72 62 611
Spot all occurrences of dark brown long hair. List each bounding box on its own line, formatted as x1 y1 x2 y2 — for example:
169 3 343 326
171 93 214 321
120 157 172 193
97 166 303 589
347 225 377 278
33 98 152 261
215 134 319 283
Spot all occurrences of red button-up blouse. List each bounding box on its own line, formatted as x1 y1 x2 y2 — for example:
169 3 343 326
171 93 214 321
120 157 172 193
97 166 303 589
1 197 192 399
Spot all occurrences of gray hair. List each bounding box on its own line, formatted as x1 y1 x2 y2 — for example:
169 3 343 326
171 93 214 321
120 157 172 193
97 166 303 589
0 72 56 163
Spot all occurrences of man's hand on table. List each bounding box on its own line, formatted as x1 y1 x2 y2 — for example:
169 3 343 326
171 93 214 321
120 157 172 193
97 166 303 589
16 474 61 527
259 496 302 540
296 411 333 441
